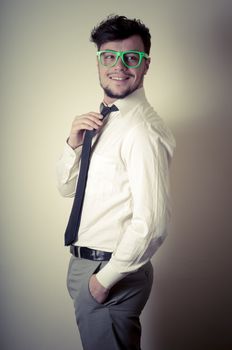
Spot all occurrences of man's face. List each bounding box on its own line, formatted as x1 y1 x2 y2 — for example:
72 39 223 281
97 35 150 103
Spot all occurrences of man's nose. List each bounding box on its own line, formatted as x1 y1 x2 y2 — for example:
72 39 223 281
114 56 127 70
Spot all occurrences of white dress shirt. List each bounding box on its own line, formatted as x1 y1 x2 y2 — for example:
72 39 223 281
56 87 176 289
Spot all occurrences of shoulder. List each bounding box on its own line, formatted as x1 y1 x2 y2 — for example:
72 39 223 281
121 104 175 160
122 103 162 143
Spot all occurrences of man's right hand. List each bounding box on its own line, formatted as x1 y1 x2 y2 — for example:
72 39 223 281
67 112 104 149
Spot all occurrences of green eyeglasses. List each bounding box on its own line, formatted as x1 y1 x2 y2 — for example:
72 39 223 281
97 50 149 69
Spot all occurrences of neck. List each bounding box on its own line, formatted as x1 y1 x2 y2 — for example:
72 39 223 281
103 95 117 105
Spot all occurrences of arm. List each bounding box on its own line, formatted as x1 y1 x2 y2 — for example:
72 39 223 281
56 112 104 197
56 142 82 197
96 122 171 289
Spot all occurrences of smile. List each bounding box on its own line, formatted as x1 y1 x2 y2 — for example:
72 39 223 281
109 76 130 81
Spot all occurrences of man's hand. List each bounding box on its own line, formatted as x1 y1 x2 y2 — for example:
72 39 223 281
68 112 103 149
89 274 110 304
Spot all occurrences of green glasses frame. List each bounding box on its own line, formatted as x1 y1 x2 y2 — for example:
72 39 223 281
96 50 149 69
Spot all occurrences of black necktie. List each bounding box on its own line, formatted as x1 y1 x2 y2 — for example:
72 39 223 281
64 104 119 246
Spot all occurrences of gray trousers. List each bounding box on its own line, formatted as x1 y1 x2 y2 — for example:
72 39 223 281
67 256 153 350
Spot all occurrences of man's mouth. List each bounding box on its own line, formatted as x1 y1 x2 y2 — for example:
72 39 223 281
110 77 128 81
108 74 132 81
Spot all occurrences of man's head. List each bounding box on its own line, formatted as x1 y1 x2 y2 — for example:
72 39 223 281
90 15 151 103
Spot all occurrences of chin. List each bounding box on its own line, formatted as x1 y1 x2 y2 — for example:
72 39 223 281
104 86 134 100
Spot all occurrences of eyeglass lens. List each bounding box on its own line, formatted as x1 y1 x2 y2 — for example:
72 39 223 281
100 52 140 67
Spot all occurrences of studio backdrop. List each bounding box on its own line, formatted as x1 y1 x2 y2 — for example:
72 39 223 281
0 1 231 349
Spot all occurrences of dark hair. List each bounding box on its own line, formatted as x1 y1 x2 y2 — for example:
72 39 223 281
90 15 151 54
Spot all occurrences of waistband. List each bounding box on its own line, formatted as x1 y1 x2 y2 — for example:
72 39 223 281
70 246 112 261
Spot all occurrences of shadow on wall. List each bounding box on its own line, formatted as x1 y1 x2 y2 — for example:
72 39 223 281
146 116 232 350
142 9 232 350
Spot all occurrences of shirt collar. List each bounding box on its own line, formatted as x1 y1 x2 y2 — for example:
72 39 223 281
102 87 148 116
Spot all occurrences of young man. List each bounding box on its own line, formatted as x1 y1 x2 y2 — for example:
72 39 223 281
57 15 175 350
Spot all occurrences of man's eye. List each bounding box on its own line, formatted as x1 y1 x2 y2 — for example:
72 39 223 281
127 55 137 61
103 53 116 60
124 53 139 61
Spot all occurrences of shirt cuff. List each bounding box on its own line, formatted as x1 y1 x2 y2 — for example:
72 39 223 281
96 261 128 289
64 139 82 157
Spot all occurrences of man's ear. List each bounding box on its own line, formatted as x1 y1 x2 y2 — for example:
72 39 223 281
144 57 151 75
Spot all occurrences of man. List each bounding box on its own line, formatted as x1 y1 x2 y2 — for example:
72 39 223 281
57 15 175 350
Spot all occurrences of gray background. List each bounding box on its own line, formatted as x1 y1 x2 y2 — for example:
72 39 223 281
0 0 231 349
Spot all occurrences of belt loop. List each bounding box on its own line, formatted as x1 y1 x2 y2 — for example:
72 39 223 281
77 246 81 258
70 245 74 255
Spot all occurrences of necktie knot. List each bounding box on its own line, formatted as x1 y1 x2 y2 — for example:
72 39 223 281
100 104 119 118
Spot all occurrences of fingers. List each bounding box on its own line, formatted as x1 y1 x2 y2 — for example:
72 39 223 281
89 274 109 304
73 112 103 131
67 112 104 149
71 112 103 135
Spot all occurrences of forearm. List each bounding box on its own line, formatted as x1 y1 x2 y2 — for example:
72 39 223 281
96 210 168 289
56 142 82 197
